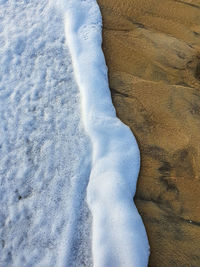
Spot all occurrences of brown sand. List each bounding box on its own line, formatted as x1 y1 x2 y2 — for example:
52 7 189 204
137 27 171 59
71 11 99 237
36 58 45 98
97 0 200 266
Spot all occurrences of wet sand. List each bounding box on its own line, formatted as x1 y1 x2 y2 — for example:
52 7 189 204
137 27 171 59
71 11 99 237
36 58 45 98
98 0 200 266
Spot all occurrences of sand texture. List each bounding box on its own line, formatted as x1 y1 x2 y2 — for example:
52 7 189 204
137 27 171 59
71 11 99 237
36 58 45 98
98 0 200 265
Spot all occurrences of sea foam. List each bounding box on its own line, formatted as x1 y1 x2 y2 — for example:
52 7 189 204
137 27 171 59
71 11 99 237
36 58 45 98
60 0 150 266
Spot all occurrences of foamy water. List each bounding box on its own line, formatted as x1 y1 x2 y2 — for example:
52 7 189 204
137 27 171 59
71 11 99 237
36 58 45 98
60 0 150 266
0 0 149 266
0 1 92 266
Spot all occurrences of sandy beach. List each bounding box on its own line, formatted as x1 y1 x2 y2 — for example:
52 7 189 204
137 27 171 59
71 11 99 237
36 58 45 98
98 0 200 265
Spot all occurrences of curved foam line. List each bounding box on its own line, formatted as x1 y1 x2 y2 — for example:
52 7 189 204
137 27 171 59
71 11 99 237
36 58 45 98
60 0 150 266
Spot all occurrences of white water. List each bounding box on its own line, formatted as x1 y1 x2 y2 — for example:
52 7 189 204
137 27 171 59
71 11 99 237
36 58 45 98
60 0 150 266
0 0 149 266
0 1 92 266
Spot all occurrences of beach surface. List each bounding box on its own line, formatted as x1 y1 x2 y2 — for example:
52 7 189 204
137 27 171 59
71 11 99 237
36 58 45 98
98 0 200 265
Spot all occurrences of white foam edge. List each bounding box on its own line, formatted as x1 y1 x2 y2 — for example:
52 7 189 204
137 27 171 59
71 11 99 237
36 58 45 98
58 0 150 266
